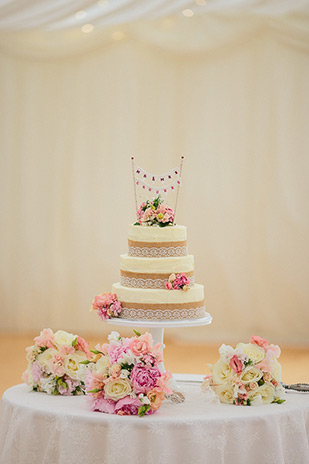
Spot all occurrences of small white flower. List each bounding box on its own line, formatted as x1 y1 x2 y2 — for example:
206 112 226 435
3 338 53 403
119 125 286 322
118 350 137 365
108 331 121 343
40 376 57 395
120 369 130 379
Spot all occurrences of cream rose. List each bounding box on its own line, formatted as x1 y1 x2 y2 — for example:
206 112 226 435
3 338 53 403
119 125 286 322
240 366 263 384
64 352 87 380
236 343 265 364
37 348 58 372
212 359 234 385
251 383 275 404
54 330 76 347
214 384 235 404
104 378 132 401
95 355 110 375
248 390 263 406
272 359 282 382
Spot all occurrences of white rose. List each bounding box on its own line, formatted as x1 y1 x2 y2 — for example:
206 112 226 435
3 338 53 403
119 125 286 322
54 330 76 347
214 384 235 404
64 352 87 381
252 383 275 404
104 378 132 401
236 343 265 364
248 391 263 406
218 344 234 363
37 348 58 373
240 367 263 384
95 355 110 375
212 359 233 385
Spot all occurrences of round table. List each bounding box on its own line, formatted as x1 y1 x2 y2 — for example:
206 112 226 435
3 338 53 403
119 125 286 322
1 379 309 464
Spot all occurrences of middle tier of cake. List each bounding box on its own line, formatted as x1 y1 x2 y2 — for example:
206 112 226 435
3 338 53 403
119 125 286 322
120 254 195 289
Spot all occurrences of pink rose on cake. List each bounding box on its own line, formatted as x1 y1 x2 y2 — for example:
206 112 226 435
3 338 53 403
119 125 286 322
91 292 122 320
165 273 191 291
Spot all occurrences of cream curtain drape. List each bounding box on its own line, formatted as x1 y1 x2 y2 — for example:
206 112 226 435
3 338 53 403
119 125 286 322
0 5 308 345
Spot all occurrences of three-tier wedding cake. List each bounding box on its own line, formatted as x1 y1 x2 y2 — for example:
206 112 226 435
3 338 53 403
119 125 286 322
112 223 206 321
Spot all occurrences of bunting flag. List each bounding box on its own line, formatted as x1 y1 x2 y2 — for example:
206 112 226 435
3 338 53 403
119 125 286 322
131 156 185 219
135 177 182 195
133 164 181 195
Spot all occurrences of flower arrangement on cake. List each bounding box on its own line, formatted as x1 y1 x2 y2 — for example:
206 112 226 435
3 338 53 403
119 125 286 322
165 273 191 291
22 329 92 395
85 330 172 416
91 292 122 320
135 195 174 227
202 336 285 405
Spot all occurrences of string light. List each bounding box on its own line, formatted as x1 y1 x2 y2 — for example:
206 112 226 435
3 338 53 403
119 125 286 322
182 9 194 17
81 23 94 33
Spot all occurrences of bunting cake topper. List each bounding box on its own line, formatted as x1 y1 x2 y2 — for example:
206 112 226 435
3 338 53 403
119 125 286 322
130 156 185 222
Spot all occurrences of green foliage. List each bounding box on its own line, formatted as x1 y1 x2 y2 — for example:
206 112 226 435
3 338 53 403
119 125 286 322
79 360 91 365
138 404 151 417
87 388 101 393
272 398 286 404
72 338 78 347
133 329 141 337
90 349 103 354
120 362 134 372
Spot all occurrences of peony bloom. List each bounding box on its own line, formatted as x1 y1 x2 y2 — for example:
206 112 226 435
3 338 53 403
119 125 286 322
131 364 161 394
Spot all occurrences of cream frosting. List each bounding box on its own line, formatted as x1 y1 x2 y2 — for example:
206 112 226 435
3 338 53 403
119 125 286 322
120 254 194 273
128 224 187 243
112 282 204 304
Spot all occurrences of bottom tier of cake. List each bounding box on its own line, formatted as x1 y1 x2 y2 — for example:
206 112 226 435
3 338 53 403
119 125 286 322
112 282 206 321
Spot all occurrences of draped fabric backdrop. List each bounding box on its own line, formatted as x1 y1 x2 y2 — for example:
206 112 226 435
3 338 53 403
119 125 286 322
0 0 308 345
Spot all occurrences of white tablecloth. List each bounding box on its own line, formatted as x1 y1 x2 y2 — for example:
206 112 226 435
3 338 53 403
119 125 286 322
1 382 309 464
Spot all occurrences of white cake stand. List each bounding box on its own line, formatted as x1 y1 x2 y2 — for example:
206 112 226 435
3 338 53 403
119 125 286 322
104 313 212 396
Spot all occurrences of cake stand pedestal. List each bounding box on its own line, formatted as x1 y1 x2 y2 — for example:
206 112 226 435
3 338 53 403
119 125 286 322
105 313 212 397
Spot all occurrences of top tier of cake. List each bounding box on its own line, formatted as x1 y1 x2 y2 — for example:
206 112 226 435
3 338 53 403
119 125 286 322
128 224 188 258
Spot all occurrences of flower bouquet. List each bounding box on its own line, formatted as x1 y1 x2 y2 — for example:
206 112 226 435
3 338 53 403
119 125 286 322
202 336 285 405
22 329 92 395
85 330 172 416
91 292 122 320
135 195 174 227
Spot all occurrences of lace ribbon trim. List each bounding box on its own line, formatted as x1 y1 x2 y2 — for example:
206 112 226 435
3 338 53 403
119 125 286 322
121 306 206 320
120 275 195 289
128 245 188 257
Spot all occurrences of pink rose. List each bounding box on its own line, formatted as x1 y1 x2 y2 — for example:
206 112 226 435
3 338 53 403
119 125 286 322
165 281 173 290
76 336 92 360
130 332 153 356
250 335 269 350
131 364 161 393
229 355 243 374
34 328 55 349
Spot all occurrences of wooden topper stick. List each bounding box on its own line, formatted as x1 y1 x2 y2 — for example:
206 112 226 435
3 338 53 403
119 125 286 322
131 157 138 212
174 156 185 223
